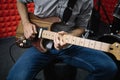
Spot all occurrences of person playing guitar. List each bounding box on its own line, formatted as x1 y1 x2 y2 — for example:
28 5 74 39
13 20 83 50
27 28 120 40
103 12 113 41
7 0 118 80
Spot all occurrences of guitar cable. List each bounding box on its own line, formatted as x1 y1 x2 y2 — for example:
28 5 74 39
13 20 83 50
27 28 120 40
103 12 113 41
9 42 16 63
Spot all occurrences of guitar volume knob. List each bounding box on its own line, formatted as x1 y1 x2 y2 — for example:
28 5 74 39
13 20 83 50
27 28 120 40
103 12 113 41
23 40 27 43
19 43 23 47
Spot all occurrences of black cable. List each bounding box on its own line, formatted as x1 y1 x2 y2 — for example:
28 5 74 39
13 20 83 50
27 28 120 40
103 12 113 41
9 42 16 63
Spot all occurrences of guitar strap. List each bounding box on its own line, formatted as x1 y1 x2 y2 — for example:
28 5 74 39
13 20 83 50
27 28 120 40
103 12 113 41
62 0 77 23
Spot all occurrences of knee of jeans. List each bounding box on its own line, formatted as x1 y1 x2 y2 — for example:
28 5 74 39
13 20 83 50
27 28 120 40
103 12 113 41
110 64 118 76
102 62 118 77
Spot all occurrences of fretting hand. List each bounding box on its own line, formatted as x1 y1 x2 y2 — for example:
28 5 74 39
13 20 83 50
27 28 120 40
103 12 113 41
53 31 68 50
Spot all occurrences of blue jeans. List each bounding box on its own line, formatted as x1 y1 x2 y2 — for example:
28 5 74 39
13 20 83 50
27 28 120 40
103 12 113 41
7 45 117 80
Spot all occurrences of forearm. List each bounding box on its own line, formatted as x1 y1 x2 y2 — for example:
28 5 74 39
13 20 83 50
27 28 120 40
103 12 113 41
17 0 30 25
70 27 85 37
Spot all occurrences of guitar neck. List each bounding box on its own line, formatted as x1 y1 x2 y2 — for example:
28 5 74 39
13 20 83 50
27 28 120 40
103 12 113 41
41 30 111 52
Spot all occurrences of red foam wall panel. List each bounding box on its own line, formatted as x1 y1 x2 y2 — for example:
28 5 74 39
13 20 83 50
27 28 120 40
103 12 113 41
94 0 118 24
0 0 34 38
0 0 118 38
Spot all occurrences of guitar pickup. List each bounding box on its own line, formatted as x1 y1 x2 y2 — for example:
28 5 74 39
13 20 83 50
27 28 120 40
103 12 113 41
38 27 48 38
38 28 43 38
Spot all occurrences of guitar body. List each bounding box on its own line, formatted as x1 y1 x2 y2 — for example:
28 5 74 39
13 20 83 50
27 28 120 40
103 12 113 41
16 13 61 52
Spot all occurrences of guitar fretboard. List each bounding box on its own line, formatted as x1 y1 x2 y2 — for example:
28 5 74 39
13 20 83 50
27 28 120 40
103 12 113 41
41 30 111 52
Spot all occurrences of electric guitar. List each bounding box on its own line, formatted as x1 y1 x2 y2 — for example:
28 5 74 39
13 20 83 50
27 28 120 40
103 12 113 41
16 13 120 60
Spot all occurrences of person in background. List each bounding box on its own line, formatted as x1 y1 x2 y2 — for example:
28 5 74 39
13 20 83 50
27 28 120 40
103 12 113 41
7 0 117 80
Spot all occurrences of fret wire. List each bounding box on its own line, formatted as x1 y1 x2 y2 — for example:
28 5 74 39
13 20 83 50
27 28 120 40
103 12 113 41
101 43 110 52
79 38 85 46
84 39 90 48
68 36 72 44
72 37 77 45
75 37 80 45
89 40 95 49
101 43 105 51
71 37 74 44
64 35 68 43
63 35 70 44
94 41 102 51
